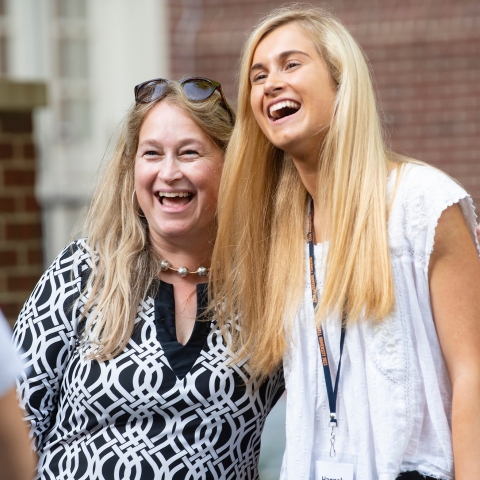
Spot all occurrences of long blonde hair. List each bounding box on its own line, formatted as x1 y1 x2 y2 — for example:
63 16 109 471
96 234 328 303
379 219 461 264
82 81 234 360
210 5 402 378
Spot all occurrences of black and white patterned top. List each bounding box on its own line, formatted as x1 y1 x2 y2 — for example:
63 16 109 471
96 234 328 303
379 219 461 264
13 240 284 480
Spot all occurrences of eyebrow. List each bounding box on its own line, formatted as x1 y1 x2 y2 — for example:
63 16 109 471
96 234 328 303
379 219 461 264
137 137 204 150
249 50 311 75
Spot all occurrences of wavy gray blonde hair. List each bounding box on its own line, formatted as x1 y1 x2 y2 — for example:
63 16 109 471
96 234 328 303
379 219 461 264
81 81 234 360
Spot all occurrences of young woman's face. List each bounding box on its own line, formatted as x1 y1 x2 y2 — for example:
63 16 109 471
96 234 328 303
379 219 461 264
249 23 336 162
134 101 223 249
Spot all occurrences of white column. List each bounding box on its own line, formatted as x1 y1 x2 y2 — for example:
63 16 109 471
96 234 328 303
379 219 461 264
7 0 169 265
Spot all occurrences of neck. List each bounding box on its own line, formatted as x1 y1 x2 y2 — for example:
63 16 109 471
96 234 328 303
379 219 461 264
290 151 332 243
150 233 214 285
310 197 330 244
290 150 318 198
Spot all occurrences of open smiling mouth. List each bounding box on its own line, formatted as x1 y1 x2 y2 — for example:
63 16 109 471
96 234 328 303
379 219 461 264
268 100 301 121
158 192 194 207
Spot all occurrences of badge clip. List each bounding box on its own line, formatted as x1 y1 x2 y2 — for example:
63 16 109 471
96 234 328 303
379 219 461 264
329 413 337 457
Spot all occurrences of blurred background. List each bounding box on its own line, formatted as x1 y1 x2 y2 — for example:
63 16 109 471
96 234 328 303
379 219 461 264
0 0 479 477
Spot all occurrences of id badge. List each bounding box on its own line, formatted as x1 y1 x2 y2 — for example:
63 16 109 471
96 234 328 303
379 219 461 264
315 460 354 480
315 452 356 480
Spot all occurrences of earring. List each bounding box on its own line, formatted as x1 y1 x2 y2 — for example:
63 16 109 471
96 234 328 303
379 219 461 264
132 189 146 218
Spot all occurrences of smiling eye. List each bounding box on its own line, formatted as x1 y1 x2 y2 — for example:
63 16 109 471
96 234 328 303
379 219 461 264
181 149 200 158
285 60 300 70
252 72 267 83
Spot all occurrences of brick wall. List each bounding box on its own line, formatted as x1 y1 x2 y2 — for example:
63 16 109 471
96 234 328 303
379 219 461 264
169 0 480 209
0 81 46 326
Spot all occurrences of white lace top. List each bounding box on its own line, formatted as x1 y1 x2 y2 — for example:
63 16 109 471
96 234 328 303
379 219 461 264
281 163 479 480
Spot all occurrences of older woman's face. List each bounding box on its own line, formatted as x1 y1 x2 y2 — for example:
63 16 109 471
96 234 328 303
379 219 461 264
249 23 336 163
135 101 223 250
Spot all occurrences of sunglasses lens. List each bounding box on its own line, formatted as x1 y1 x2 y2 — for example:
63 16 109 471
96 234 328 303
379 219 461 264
136 80 168 103
183 79 216 101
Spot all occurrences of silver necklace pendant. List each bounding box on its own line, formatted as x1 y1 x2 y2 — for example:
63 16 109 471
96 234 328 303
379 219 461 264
160 260 209 277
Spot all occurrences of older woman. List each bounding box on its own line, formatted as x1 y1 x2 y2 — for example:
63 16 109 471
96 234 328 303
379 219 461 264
211 5 480 480
13 78 283 480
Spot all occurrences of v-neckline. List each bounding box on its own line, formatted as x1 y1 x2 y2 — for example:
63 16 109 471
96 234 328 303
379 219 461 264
154 281 212 379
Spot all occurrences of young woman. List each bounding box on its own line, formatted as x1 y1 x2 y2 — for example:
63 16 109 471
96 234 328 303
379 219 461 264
13 79 283 480
211 6 480 480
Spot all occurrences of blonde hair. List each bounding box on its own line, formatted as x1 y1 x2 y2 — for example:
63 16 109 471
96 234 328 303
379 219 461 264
81 81 234 360
210 5 404 378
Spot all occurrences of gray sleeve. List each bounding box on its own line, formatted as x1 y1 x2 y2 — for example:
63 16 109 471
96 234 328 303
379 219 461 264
0 309 23 397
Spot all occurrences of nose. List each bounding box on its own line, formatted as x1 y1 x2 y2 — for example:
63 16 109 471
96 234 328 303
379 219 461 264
263 71 285 97
159 155 183 184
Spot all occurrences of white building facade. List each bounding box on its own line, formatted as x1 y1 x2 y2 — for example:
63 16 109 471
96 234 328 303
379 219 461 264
6 0 169 263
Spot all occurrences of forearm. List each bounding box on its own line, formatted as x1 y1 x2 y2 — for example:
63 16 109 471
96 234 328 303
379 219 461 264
451 374 480 479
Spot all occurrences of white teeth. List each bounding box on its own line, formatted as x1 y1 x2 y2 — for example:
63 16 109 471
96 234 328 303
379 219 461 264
159 192 191 197
269 100 300 116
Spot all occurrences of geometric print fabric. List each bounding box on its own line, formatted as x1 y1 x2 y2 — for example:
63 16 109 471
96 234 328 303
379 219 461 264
13 240 285 480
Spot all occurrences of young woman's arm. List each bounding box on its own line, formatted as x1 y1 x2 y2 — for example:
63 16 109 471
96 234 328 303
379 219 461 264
429 203 480 479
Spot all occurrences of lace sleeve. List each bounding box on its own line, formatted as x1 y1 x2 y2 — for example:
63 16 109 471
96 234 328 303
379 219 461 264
388 163 479 275
420 167 479 274
12 240 92 449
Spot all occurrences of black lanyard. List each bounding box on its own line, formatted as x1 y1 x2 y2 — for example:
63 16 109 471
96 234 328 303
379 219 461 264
308 197 346 437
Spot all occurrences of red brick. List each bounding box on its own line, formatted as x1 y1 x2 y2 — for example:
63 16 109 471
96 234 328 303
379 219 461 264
0 142 13 159
27 248 43 265
5 222 42 240
24 194 41 212
0 195 15 212
0 111 33 133
23 142 36 159
4 168 35 186
0 302 23 326
0 250 17 267
168 0 480 210
7 274 40 292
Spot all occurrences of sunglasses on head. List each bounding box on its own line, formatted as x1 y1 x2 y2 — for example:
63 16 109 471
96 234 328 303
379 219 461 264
134 77 234 125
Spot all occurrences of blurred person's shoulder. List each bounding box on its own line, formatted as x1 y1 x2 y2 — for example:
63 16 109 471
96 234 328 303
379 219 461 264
0 309 23 397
